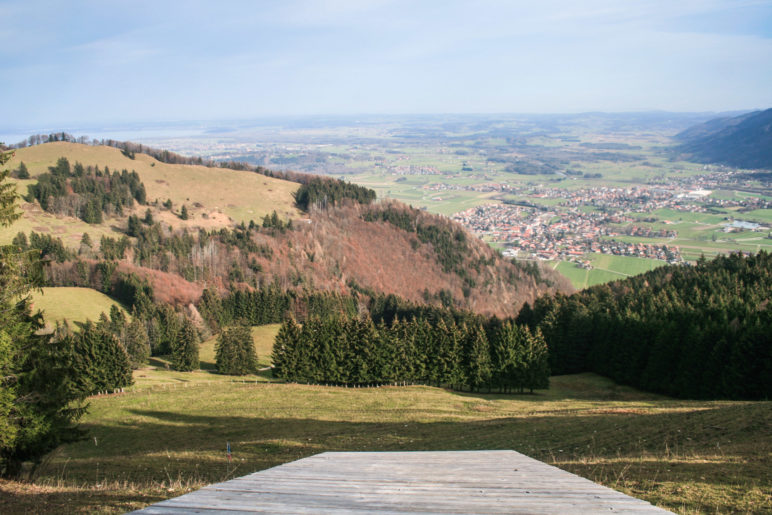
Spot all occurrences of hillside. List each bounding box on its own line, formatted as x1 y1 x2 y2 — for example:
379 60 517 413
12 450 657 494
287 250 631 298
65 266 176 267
520 251 772 399
5 142 300 234
675 108 772 170
4 141 567 318
30 287 129 326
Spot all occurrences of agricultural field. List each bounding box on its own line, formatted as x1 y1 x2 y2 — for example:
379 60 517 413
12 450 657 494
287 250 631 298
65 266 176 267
552 254 665 289
0 366 768 514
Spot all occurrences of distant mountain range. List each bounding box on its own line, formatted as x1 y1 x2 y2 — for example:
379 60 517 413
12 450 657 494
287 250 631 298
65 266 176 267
675 108 772 170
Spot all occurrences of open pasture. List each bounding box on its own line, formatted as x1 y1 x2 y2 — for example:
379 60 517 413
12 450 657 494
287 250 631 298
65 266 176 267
1 370 767 514
29 287 129 327
554 254 665 289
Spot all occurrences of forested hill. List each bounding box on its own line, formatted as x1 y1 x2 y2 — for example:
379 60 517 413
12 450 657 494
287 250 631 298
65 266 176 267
4 141 568 318
675 108 772 170
518 251 772 399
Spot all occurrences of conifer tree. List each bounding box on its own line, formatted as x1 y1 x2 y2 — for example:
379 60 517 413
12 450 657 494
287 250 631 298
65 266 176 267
350 316 378 384
15 161 29 179
171 318 199 371
1 147 87 477
491 322 526 393
272 317 301 380
215 324 257 375
68 322 133 394
523 327 549 393
465 323 492 392
122 318 150 369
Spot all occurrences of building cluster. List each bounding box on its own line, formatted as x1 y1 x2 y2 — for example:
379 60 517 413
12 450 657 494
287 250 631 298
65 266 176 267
453 203 683 263
385 164 441 176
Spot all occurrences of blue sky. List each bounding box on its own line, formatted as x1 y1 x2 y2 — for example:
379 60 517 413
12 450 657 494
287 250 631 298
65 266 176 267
2 0 771 128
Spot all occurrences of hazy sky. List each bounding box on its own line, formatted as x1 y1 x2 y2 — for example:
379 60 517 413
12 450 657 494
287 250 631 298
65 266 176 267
2 0 771 128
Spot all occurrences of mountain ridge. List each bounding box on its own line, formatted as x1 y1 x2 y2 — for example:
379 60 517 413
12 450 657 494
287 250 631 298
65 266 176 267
675 108 772 170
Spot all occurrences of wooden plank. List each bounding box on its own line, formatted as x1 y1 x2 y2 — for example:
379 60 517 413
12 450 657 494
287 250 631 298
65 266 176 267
133 451 672 514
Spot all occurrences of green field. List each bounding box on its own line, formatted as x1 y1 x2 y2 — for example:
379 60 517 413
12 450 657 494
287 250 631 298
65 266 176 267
1 368 768 514
554 254 667 289
29 287 128 326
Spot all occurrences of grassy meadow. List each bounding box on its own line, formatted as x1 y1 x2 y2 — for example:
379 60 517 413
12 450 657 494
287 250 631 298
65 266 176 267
553 254 667 289
29 287 129 327
0 339 768 514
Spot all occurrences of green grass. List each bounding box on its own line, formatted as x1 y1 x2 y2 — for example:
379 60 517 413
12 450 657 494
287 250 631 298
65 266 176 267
200 324 281 371
555 261 622 289
29 287 128 326
2 372 768 514
741 209 772 224
555 255 667 289
588 254 664 276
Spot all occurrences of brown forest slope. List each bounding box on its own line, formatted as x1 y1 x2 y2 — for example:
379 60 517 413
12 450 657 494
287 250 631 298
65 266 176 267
261 202 570 316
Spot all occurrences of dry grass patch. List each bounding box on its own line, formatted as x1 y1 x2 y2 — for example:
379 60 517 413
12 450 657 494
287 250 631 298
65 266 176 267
7 142 301 228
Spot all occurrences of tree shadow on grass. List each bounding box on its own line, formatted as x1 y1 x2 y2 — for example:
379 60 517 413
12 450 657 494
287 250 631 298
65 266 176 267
19 401 768 513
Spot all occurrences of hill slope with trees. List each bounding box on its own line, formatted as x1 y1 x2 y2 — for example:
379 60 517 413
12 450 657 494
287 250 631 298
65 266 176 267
675 108 772 170
518 251 772 399
4 141 568 320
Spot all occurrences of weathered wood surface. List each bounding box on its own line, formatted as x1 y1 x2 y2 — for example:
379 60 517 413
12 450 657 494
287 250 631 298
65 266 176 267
134 450 672 514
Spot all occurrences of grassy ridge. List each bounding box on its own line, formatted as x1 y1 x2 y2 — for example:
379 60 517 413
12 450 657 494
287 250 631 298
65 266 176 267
2 142 300 239
0 371 767 514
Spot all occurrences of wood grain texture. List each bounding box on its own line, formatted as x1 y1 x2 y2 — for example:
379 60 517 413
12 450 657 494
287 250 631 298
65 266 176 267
133 450 672 514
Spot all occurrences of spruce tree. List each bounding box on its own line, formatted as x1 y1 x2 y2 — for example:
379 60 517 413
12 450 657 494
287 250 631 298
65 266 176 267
523 327 550 393
122 318 150 369
350 316 378 384
465 323 492 392
215 324 257 375
15 162 29 179
0 146 89 477
272 317 301 381
68 322 133 394
171 318 199 371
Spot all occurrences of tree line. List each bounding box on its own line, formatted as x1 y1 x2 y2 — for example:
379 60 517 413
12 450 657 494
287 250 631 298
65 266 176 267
271 313 549 392
518 251 772 399
293 177 376 211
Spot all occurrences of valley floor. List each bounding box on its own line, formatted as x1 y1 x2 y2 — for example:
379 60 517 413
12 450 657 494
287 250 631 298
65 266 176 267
0 370 769 514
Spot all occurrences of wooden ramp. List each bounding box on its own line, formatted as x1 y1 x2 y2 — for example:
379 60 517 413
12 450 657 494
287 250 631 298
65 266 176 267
135 450 672 514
